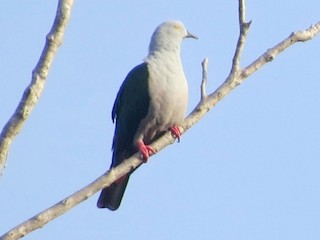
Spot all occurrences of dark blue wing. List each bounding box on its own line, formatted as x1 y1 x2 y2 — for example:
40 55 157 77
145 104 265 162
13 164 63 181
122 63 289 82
97 63 150 210
111 62 150 167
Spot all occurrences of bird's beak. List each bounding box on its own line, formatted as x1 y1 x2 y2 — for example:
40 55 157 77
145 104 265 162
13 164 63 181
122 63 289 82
186 31 198 40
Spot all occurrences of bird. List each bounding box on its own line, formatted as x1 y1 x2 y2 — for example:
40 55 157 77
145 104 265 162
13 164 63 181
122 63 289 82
97 20 198 211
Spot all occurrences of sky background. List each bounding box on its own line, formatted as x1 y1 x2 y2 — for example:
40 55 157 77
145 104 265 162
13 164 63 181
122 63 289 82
1 1 320 239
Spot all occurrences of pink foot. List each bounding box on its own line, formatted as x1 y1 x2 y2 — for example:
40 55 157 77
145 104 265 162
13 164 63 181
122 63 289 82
169 125 181 142
137 140 155 162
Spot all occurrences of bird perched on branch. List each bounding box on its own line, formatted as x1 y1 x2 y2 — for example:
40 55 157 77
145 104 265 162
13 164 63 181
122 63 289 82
97 20 197 210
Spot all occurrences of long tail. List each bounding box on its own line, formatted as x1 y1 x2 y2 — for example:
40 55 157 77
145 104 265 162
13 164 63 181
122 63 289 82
97 174 130 211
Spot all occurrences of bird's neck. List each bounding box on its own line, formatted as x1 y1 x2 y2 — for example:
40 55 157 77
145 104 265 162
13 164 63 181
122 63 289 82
146 48 182 65
145 49 184 78
148 37 182 56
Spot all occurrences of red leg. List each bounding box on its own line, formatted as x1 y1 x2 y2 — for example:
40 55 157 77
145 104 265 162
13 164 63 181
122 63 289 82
169 125 181 142
137 140 155 162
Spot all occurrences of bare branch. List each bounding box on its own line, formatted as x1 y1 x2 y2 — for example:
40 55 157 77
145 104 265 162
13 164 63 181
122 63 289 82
200 58 209 100
0 0 74 174
239 0 246 24
229 0 252 75
0 156 141 240
241 22 320 79
0 132 176 240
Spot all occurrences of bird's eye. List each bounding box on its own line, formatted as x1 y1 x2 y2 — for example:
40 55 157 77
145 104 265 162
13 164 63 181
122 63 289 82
174 24 181 30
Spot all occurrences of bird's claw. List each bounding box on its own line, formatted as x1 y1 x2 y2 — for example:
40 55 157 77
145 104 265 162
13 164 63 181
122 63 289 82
169 125 181 142
137 140 155 162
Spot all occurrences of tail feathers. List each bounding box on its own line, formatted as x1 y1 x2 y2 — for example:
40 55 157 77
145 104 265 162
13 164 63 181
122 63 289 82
97 174 130 211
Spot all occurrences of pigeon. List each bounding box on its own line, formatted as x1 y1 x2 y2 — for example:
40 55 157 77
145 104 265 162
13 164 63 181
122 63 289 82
97 20 197 210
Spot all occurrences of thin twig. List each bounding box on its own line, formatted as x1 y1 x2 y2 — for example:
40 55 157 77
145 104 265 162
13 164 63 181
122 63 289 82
239 0 246 24
0 0 74 175
230 0 252 75
200 58 209 100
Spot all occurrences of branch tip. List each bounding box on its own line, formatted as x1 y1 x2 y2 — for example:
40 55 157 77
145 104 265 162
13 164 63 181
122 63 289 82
244 20 252 29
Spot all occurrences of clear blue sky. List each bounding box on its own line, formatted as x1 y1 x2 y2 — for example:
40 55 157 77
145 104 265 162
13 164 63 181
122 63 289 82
1 1 320 239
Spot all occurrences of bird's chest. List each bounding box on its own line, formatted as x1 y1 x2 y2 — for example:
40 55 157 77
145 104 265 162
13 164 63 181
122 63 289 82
147 62 188 126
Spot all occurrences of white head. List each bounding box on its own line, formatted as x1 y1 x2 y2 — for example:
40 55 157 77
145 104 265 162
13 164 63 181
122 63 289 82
148 20 197 55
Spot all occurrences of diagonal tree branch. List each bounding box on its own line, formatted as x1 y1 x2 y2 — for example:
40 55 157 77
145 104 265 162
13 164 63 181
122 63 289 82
241 23 320 79
0 171 116 240
0 0 74 175
1 0 320 239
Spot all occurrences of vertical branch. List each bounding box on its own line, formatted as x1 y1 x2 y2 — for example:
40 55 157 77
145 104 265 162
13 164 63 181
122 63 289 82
239 0 246 24
229 0 251 75
0 0 74 174
200 58 209 101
